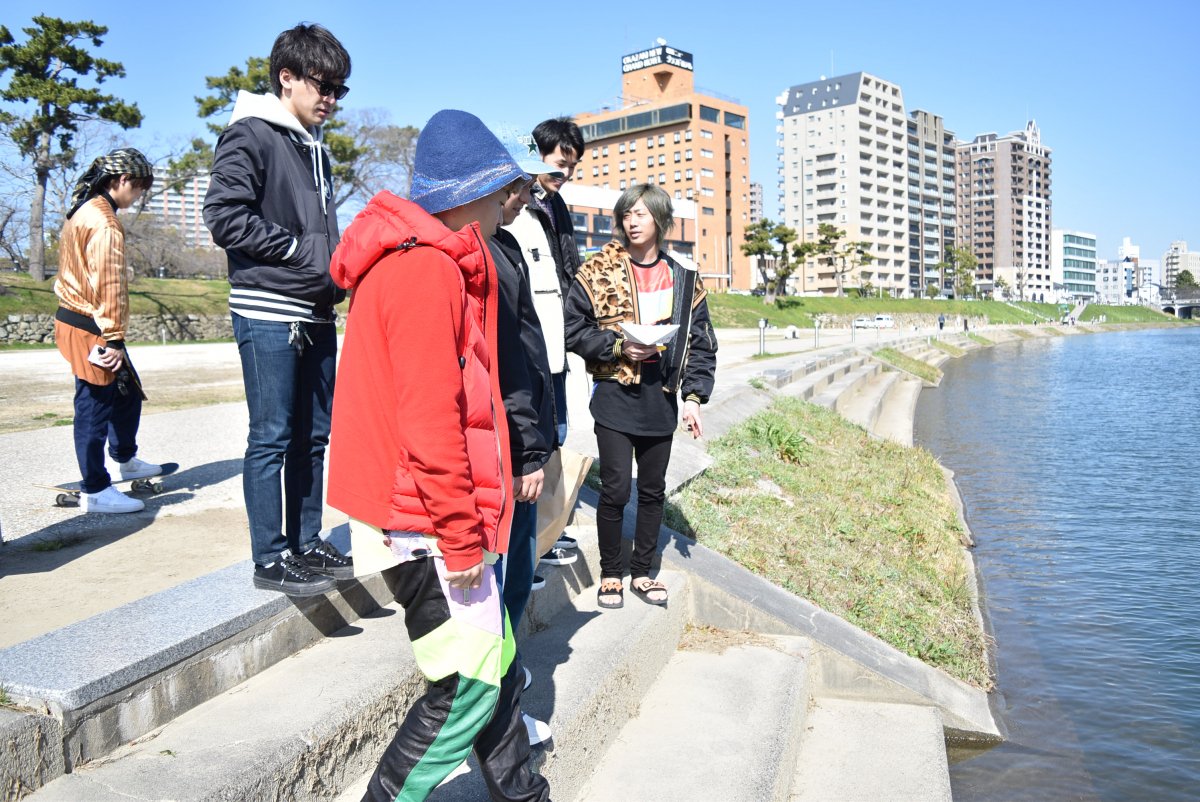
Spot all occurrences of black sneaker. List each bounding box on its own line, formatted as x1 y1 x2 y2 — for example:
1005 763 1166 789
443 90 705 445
530 574 546 591
253 549 336 597
302 539 355 581
540 547 577 566
555 533 578 551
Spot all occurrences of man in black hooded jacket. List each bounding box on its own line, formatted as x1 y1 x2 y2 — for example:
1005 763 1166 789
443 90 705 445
204 23 353 596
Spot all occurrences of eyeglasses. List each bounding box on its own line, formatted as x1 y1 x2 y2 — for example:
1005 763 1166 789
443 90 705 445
301 75 349 101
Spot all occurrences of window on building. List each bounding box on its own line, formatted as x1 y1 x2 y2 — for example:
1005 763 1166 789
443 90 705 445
673 132 681 143
701 129 713 139
591 148 598 158
674 151 681 163
602 146 608 156
619 161 626 171
724 111 745 129
701 168 714 178
686 188 694 199
685 130 692 141
685 149 693 160
619 179 626 189
659 173 666 183
674 190 682 199
629 140 636 152
630 159 637 169
699 105 720 122
700 149 713 159
658 135 665 145
592 166 599 177
594 214 613 235
702 206 715 215
602 164 609 174
571 212 587 228
619 143 626 154
674 170 682 181
685 168 694 179
647 136 654 147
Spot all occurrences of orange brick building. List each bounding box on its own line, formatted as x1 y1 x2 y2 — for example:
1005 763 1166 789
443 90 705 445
571 44 752 290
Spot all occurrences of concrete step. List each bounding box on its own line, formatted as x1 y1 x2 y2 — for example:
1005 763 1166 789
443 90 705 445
5 517 597 793
790 697 951 802
777 355 867 402
838 369 900 433
0 525 398 774
872 375 923 447
812 361 881 412
27 521 611 802
575 635 812 802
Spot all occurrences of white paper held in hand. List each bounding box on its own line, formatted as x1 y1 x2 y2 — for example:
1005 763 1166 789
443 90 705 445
618 322 679 347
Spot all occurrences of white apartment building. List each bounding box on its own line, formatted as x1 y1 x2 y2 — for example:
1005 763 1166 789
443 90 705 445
1050 229 1097 301
142 169 215 250
1162 241 1200 290
955 121 1053 301
748 181 764 225
776 72 910 296
906 110 957 296
1118 237 1162 302
1095 259 1136 305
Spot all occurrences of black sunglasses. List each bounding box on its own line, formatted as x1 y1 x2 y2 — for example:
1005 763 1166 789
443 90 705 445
301 75 349 101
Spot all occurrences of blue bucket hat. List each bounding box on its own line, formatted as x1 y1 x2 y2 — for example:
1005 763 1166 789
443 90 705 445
410 110 529 215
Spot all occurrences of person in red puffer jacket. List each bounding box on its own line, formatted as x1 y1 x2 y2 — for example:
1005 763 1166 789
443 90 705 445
327 109 549 802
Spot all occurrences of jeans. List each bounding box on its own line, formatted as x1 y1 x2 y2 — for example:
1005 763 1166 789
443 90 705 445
233 315 336 566
500 500 538 638
594 423 673 580
72 377 142 493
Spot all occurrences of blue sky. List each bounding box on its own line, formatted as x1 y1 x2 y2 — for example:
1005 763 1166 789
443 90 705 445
6 0 1197 262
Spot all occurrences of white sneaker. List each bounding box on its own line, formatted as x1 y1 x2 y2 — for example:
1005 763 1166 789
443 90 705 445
118 456 162 481
523 713 552 746
81 485 145 513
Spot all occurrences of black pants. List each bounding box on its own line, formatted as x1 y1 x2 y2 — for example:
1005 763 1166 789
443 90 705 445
363 556 548 802
595 423 673 581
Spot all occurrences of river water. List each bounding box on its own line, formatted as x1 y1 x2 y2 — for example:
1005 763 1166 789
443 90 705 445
913 327 1200 801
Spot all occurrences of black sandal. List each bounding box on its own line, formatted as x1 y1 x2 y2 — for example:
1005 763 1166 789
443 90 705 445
630 577 668 606
597 580 624 610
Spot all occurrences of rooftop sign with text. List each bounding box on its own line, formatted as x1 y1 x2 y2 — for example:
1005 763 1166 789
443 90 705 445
621 45 694 74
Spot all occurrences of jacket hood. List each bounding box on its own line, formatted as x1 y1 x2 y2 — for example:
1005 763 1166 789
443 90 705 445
228 91 315 143
331 191 490 291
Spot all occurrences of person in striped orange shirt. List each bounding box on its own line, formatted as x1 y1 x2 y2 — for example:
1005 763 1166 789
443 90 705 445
54 148 162 514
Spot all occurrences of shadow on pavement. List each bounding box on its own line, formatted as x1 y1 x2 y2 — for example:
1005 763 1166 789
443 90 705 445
0 458 243 575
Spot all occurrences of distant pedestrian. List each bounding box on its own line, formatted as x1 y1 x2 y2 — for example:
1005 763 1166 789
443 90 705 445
938 313 945 331
204 23 353 596
53 148 162 513
963 317 969 332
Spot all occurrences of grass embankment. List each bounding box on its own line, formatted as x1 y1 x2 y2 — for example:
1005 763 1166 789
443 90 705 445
707 294 1066 329
664 397 991 688
966 332 992 346
929 339 966 358
708 294 1182 328
873 347 942 384
1078 303 1177 323
0 274 351 347
0 273 233 317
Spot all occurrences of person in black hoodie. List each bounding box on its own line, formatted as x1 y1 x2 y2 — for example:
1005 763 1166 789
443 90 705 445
487 147 563 748
204 23 353 596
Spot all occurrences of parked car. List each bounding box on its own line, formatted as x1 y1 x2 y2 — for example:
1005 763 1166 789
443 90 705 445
853 314 896 329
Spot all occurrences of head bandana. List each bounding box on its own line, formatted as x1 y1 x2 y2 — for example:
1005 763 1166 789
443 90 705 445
68 148 154 219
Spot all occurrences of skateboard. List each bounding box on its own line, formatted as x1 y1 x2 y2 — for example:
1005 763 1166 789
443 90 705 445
35 463 180 508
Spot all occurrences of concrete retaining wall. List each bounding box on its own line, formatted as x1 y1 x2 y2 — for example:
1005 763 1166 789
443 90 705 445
0 314 232 345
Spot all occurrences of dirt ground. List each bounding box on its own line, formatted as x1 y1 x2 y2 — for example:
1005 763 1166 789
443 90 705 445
0 343 246 435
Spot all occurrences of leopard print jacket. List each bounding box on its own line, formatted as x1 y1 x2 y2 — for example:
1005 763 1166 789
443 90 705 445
574 241 705 386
